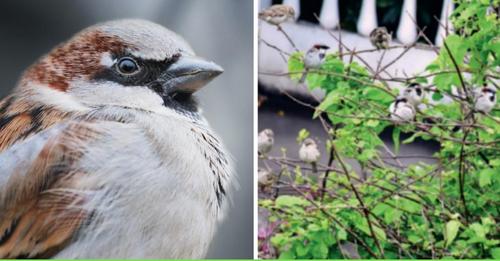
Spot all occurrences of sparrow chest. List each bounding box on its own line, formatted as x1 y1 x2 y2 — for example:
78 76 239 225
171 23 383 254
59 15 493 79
65 117 231 258
299 145 320 162
396 105 414 120
143 116 231 213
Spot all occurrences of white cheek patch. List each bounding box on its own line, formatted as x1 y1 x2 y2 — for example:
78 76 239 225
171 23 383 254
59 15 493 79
67 80 183 117
100 52 115 67
28 84 90 112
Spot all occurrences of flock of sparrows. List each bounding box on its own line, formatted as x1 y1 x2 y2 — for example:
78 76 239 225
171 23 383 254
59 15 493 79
258 4 497 192
258 128 321 191
0 19 232 259
259 4 393 51
260 4 497 124
389 84 497 124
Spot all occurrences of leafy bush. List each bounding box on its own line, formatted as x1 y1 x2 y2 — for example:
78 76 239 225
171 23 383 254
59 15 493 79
259 0 499 259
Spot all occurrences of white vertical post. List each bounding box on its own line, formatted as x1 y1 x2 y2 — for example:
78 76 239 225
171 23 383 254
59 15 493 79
357 0 378 36
319 0 340 29
396 0 418 44
435 0 454 46
283 0 300 20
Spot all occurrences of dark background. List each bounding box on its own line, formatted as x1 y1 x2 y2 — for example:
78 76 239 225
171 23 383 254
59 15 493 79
0 0 253 258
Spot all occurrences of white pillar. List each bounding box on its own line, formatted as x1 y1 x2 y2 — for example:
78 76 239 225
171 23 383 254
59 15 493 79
319 0 340 29
396 0 418 44
283 0 300 20
435 0 454 46
357 0 378 36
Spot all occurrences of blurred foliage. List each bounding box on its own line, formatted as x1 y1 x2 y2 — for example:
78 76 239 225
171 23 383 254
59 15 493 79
260 0 499 259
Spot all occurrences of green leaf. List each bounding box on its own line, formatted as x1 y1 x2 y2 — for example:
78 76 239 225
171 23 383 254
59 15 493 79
433 73 460 92
445 220 461 247
363 87 393 104
432 92 444 101
314 91 341 118
443 35 468 67
312 242 329 258
275 195 311 208
402 132 422 144
296 129 310 144
373 225 387 241
399 198 422 213
288 52 304 81
392 128 401 155
479 169 495 187
491 248 500 259
306 73 326 90
295 242 309 257
337 228 347 241
366 120 379 128
426 63 440 71
279 250 296 259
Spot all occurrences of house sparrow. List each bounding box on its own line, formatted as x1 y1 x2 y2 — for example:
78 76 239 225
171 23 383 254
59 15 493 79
402 82 424 106
389 97 416 124
258 128 274 156
258 168 275 193
299 44 330 84
258 4 295 26
0 19 233 259
473 86 497 113
369 27 392 50
299 138 321 173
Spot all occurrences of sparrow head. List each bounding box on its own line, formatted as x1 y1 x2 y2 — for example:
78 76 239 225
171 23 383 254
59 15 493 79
370 27 389 38
22 19 223 116
406 83 423 97
309 44 329 57
302 138 316 147
395 96 408 106
482 86 496 95
261 128 274 138
482 86 497 102
281 5 296 18
285 5 295 17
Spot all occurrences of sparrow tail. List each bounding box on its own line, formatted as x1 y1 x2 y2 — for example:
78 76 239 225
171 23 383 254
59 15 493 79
311 162 318 173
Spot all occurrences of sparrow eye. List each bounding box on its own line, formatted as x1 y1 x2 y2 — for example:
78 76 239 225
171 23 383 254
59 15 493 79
116 57 139 75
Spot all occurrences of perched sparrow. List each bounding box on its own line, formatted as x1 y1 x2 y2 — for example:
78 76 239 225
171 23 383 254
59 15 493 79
299 138 321 173
258 168 275 192
389 97 416 124
369 27 392 50
402 82 424 106
473 86 497 113
0 19 233 259
486 5 498 16
299 44 330 84
258 128 274 156
258 4 295 26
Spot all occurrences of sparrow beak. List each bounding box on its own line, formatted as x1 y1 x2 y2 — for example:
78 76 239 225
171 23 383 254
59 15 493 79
161 56 224 95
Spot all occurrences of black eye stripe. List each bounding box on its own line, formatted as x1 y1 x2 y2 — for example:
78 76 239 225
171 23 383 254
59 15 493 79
92 53 179 86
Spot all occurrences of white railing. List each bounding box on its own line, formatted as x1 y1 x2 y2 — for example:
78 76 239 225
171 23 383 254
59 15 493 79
260 0 453 46
258 0 454 97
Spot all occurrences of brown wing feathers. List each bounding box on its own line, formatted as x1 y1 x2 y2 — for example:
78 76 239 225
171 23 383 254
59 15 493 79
0 101 97 258
0 95 70 153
